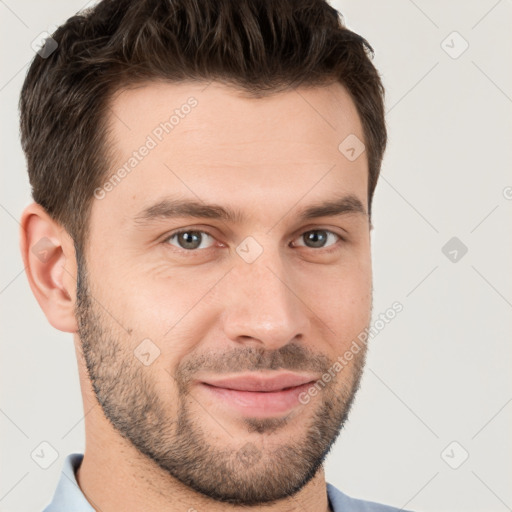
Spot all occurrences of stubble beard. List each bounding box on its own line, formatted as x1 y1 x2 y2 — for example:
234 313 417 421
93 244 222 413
75 257 368 505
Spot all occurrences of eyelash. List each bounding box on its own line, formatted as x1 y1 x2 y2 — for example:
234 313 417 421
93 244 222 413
163 228 345 255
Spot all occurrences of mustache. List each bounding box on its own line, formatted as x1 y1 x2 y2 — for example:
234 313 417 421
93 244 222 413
176 343 331 380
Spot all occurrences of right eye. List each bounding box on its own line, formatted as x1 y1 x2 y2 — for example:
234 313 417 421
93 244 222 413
164 230 217 251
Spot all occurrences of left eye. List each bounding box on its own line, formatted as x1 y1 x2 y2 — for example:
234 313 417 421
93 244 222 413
165 230 215 250
292 229 341 249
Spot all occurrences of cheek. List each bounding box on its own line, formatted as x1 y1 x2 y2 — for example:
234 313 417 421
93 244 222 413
95 268 225 369
295 256 372 339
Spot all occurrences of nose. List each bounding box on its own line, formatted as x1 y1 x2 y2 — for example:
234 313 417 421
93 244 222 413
221 251 310 351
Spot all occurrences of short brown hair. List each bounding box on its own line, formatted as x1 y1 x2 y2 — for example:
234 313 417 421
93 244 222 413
19 0 386 253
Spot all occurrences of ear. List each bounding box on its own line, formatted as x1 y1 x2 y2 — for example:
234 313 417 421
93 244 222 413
19 203 78 333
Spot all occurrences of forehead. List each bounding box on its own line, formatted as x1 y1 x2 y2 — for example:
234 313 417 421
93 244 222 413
107 80 363 152
94 80 368 229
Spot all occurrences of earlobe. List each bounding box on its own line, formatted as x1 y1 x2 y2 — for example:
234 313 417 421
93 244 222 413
19 203 78 333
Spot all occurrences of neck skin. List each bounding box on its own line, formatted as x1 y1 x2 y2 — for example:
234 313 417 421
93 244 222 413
73 338 333 512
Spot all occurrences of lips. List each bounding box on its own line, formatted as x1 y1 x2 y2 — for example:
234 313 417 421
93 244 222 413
197 372 319 417
200 372 317 392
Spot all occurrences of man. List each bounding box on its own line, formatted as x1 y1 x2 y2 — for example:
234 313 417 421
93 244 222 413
19 0 408 511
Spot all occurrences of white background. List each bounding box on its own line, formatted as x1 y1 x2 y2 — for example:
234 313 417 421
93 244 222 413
1 1 511 511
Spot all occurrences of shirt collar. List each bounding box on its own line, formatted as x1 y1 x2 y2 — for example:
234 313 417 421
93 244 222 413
43 453 94 512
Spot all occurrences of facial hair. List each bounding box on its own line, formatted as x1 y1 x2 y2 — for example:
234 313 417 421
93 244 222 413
75 256 368 506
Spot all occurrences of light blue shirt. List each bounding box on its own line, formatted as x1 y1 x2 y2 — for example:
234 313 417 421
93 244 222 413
43 453 411 512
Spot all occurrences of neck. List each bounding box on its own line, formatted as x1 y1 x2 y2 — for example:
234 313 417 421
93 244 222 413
76 425 332 512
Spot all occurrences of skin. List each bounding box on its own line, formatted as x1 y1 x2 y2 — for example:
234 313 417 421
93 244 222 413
20 81 373 512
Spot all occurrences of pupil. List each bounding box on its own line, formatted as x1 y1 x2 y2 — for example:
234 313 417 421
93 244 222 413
305 230 326 248
180 231 201 249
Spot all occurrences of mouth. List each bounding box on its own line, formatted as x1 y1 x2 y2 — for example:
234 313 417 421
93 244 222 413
197 372 318 417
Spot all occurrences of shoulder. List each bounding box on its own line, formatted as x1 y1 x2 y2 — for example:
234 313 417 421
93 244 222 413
327 483 414 512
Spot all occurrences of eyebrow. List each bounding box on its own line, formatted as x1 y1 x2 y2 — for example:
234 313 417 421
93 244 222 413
133 194 367 226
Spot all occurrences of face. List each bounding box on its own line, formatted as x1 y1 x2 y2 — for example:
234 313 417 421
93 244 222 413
76 81 372 505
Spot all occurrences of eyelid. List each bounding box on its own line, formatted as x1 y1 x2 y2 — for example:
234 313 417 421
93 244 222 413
292 225 347 241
